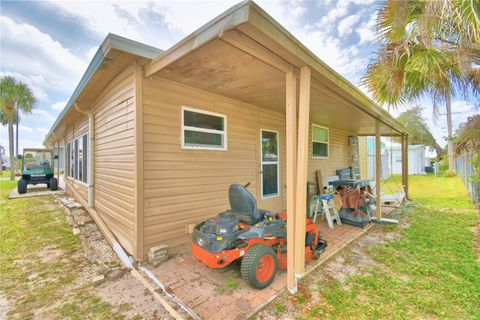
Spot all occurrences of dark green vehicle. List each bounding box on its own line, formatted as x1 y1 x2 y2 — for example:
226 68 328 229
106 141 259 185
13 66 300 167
17 148 58 194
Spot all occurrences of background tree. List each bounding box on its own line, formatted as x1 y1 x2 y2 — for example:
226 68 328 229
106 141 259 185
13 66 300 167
363 0 480 175
0 76 36 180
396 106 445 158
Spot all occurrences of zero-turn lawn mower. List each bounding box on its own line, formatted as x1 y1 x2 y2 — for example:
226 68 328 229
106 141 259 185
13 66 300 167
192 183 327 289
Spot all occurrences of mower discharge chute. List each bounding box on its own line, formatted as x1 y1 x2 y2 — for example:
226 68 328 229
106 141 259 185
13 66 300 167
192 183 327 289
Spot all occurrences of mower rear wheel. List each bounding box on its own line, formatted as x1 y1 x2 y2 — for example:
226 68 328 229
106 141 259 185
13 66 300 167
241 245 278 289
18 179 27 194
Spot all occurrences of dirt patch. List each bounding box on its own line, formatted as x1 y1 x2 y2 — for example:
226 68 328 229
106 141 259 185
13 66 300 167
0 292 9 320
37 246 68 263
97 273 173 319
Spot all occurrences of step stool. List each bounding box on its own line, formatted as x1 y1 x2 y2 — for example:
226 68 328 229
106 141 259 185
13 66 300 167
311 194 342 229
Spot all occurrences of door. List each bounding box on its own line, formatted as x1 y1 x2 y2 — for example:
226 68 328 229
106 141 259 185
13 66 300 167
257 129 282 211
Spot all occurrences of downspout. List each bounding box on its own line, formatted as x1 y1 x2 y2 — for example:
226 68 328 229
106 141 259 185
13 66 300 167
74 103 94 208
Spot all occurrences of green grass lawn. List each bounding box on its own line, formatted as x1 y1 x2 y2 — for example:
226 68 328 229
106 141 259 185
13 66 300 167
266 174 480 319
0 180 126 319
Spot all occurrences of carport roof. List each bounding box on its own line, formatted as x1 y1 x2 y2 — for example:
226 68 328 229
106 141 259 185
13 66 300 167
144 0 409 136
45 0 409 144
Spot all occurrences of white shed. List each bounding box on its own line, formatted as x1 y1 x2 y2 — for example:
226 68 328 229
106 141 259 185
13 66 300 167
389 144 426 175
366 137 391 180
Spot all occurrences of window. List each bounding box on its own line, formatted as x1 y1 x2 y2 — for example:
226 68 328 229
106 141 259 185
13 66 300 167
182 107 227 150
66 133 88 183
312 125 329 158
261 130 279 198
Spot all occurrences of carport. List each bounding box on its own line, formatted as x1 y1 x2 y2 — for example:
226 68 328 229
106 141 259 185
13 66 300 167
143 0 410 293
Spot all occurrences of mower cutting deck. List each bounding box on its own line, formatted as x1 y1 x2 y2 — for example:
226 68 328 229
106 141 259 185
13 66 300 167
192 183 327 289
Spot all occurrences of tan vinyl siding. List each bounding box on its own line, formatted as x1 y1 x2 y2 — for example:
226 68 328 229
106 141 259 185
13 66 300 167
141 77 352 254
92 66 136 254
141 78 288 253
307 126 352 194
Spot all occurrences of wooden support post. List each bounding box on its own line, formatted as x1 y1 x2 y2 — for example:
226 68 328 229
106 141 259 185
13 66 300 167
400 135 406 200
293 66 311 279
375 120 382 220
404 135 409 199
286 70 297 293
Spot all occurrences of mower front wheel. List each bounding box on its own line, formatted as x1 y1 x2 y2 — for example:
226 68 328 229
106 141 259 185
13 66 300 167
241 245 278 289
18 179 27 194
49 178 58 191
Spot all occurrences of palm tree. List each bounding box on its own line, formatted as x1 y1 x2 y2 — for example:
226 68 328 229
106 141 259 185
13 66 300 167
0 76 36 180
363 0 480 175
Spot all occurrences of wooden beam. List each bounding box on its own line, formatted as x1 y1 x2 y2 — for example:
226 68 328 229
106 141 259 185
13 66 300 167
401 135 406 201
375 119 382 220
293 66 311 278
285 70 297 293
134 63 144 260
219 30 292 73
144 4 250 77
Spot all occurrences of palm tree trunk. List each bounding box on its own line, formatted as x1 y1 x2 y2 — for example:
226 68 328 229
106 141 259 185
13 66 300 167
8 122 14 181
16 104 19 158
446 92 455 174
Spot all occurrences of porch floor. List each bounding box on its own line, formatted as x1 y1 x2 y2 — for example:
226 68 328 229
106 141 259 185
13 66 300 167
148 207 396 320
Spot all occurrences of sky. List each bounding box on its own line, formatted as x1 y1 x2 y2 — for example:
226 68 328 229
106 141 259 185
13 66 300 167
0 0 478 156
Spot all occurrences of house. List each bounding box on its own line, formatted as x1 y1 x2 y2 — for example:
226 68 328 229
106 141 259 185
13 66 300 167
43 0 410 292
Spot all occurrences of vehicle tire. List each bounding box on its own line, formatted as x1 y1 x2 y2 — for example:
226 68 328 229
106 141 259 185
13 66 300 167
18 179 27 194
49 178 58 191
241 245 278 289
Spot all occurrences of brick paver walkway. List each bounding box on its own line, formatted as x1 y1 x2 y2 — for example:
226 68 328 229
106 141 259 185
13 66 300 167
148 215 391 319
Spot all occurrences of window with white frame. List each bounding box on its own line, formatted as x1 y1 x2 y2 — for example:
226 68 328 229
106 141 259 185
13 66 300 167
312 125 329 158
182 107 227 150
261 130 279 198
66 133 88 183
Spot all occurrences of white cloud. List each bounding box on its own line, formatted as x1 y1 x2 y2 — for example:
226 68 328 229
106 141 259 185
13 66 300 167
36 128 49 134
18 125 33 133
51 101 67 110
0 16 87 94
317 1 350 29
338 14 360 36
31 109 56 122
357 12 378 44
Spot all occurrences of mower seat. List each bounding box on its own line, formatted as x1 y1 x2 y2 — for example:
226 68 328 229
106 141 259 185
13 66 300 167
229 184 272 225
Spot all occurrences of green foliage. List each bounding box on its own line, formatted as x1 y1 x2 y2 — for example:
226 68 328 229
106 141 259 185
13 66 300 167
226 277 240 290
296 293 306 304
274 303 286 315
396 106 444 157
363 0 480 109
